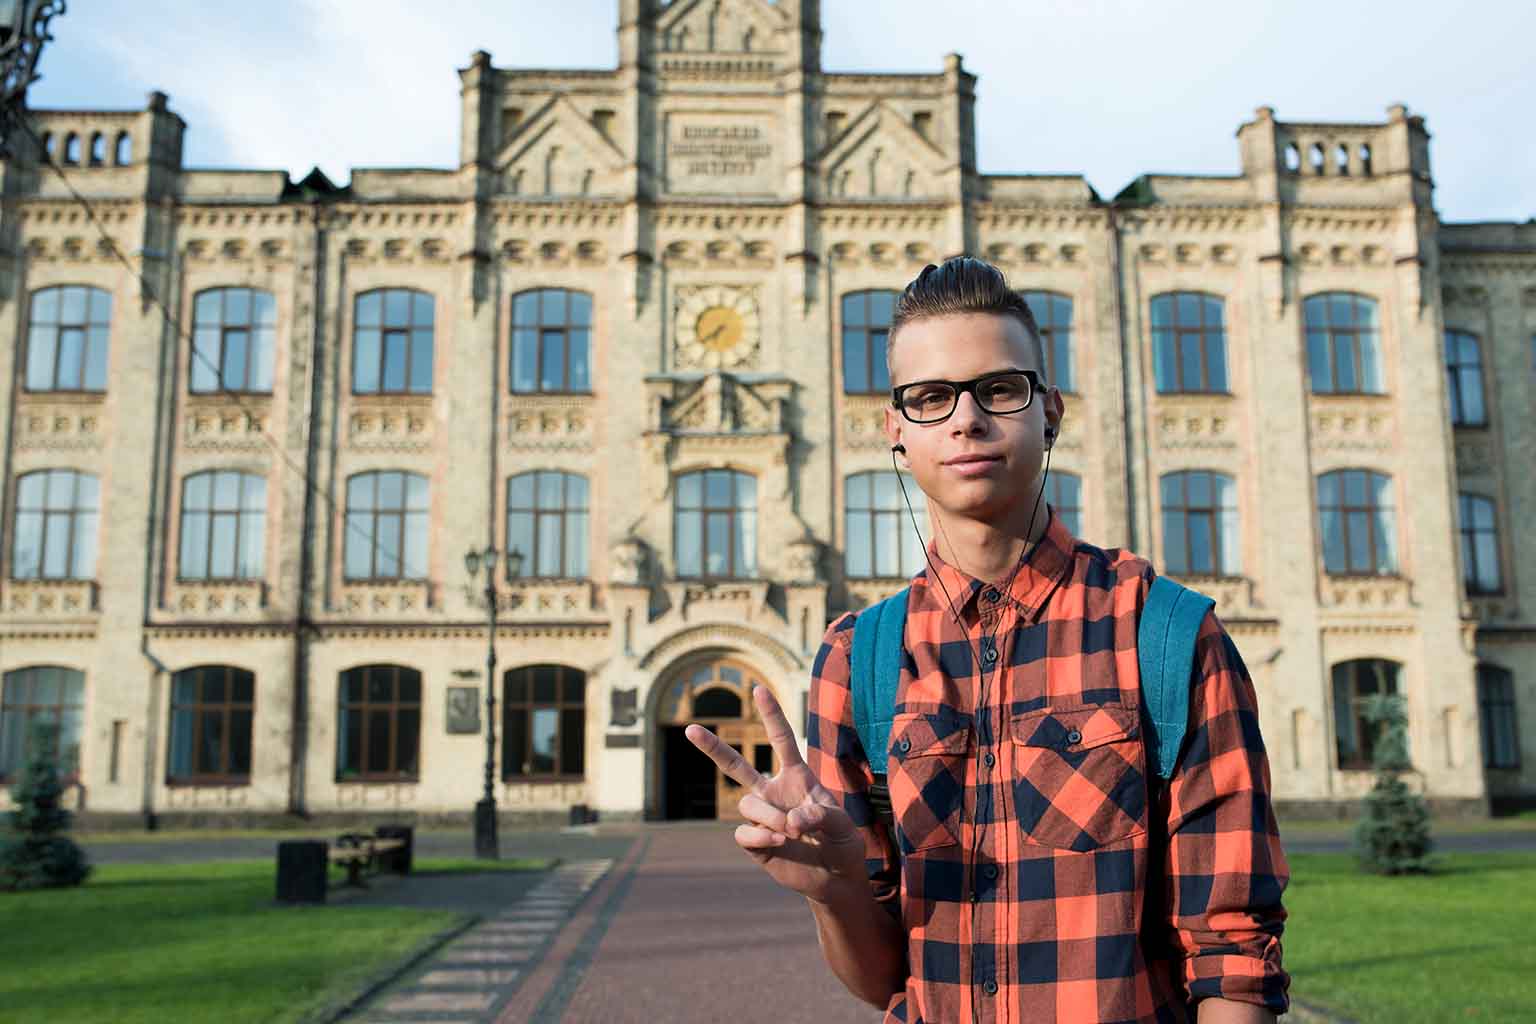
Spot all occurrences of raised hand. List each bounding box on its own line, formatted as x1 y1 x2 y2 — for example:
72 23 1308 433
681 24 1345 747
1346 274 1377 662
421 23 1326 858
685 685 868 905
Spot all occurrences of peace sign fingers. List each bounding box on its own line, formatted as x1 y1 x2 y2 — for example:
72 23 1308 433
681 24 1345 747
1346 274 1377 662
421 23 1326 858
751 684 807 772
683 722 765 793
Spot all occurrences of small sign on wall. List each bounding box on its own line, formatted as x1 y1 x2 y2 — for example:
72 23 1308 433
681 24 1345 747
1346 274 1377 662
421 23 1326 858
446 686 482 734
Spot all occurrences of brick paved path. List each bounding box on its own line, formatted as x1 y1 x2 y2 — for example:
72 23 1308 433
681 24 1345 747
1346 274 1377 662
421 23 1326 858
346 822 880 1024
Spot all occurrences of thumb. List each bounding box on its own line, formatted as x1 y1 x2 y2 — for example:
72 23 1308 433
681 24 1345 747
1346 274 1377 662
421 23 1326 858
787 800 858 845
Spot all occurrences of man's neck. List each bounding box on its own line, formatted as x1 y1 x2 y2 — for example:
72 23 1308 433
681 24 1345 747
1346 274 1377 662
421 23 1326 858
932 496 1051 586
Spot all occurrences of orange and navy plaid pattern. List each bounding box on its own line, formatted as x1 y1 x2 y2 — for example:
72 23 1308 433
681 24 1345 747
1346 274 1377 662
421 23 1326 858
806 509 1289 1023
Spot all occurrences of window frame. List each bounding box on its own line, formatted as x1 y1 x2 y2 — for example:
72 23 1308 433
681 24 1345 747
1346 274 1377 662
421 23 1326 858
23 285 112 394
843 470 926 580
1303 292 1385 396
1445 329 1488 428
502 664 586 781
1476 664 1521 771
1458 492 1502 596
343 471 430 581
1331 658 1401 771
1150 292 1229 395
10 469 100 581
1020 290 1076 394
0 666 85 783
335 664 422 783
1160 470 1242 578
507 470 590 580
177 470 267 582
1317 469 1398 577
189 287 278 395
166 664 255 786
840 290 897 395
510 288 593 395
674 469 757 581
351 288 435 396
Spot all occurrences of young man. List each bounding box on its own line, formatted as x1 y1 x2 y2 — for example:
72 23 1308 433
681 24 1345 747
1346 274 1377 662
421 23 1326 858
686 257 1289 1022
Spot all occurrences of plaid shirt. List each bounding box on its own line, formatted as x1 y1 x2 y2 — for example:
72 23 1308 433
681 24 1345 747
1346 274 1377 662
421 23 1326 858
806 509 1289 1023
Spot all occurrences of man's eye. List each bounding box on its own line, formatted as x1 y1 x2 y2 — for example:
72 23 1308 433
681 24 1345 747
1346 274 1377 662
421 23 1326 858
908 388 951 408
981 379 1026 402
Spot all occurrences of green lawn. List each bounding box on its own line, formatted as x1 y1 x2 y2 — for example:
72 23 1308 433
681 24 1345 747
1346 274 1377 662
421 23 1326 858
1286 852 1536 1023
0 857 548 1024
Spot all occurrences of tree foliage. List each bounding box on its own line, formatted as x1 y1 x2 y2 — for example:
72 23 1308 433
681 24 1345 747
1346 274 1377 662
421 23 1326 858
1 720 91 891
1352 694 1434 875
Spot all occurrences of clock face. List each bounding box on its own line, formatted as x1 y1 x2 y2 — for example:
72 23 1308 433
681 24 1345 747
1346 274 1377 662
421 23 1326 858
674 286 761 370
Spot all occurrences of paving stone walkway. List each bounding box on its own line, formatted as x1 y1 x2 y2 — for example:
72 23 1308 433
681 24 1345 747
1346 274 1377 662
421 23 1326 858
350 858 615 1024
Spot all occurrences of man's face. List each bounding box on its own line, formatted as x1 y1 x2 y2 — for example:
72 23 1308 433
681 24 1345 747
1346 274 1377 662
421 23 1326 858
883 312 1065 524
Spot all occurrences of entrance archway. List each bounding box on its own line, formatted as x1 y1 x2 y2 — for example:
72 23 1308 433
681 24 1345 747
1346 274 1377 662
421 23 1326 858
654 657 779 821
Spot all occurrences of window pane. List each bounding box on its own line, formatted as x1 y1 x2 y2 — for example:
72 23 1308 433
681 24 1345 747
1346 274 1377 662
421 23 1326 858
1188 512 1214 574
508 512 535 575
530 708 558 773
540 330 564 390
56 328 84 389
705 471 732 507
569 291 592 326
396 709 420 775
873 511 898 577
1374 508 1398 573
229 710 253 775
209 514 238 577
842 330 868 392
560 707 584 775
506 672 529 704
25 327 56 390
357 292 382 328
382 332 408 391
61 287 87 324
569 511 589 576
83 327 109 390
1220 508 1241 575
533 666 559 703
562 671 585 704
869 291 895 327
736 511 756 576
1329 294 1354 326
253 291 277 326
180 509 209 579
354 329 380 392
512 329 538 391
543 289 567 324
1336 337 1358 393
873 471 899 510
1320 508 1345 573
412 292 434 326
1163 510 1187 574
1206 330 1228 391
343 513 373 578
569 329 590 391
13 511 42 578
1176 293 1200 324
226 289 252 325
378 472 404 509
846 511 872 577
409 329 433 392
512 291 538 325
377 516 402 577
676 510 701 575
537 514 562 576
676 472 701 507
43 515 71 578
706 514 729 575
384 290 410 327
1153 330 1175 391
505 707 528 776
1360 332 1383 393
1346 511 1371 571
734 473 756 509
198 709 225 774
402 512 427 579
1179 333 1202 390
365 709 392 773
1474 534 1500 591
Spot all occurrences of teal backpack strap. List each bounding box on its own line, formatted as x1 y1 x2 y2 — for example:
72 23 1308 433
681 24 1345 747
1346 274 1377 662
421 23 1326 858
1137 575 1216 782
850 587 909 778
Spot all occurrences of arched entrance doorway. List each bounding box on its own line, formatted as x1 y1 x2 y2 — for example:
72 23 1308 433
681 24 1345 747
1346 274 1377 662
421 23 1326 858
654 658 779 821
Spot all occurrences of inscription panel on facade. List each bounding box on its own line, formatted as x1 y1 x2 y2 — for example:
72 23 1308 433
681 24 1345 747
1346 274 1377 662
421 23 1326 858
664 112 778 195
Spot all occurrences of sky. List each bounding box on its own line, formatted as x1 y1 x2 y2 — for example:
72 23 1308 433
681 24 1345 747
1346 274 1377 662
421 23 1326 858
26 0 1536 224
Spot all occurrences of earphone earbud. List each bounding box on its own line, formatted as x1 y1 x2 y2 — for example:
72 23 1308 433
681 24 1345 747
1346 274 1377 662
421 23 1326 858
891 444 906 455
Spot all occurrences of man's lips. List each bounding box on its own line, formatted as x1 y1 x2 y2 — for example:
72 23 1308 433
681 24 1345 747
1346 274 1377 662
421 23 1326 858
943 454 1004 466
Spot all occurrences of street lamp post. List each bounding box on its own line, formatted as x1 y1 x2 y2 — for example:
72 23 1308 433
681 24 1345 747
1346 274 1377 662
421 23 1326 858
0 1 67 159
464 545 524 860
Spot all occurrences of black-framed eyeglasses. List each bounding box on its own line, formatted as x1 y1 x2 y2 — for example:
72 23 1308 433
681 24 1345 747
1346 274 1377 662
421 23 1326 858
891 369 1043 424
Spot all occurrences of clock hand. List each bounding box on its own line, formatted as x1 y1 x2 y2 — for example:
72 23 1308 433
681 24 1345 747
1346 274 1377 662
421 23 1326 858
702 322 726 344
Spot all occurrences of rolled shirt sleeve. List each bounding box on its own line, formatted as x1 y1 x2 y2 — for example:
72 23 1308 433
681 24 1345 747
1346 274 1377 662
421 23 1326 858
1163 609 1291 1013
804 612 903 920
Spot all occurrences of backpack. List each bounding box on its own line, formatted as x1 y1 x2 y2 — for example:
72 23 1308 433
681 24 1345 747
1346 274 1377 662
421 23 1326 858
849 574 1213 826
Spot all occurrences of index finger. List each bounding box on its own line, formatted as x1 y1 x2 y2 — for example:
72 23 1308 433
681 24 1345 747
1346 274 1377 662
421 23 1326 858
683 723 766 792
751 684 806 771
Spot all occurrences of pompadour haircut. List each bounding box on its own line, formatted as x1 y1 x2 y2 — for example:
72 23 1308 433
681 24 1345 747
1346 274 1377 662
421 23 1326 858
887 256 1047 381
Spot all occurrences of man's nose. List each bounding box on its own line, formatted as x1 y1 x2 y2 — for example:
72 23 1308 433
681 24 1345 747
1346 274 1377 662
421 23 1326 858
948 390 989 433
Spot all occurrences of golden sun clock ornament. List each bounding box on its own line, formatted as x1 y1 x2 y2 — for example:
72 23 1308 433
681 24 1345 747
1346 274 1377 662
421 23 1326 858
674 286 761 370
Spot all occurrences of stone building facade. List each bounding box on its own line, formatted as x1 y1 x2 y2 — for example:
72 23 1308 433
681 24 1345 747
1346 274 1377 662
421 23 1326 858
1 0 1532 825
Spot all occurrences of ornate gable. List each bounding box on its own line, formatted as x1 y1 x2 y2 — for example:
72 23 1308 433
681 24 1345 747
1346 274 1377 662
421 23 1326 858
655 371 786 434
820 100 949 200
497 95 627 198
655 0 788 54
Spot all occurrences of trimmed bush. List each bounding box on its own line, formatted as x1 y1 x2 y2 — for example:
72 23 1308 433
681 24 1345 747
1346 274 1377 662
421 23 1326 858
1 720 91 891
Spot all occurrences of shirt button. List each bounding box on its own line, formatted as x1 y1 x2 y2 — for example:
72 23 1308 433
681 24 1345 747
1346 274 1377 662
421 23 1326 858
898 736 911 753
1067 729 1083 745
982 644 998 664
984 864 999 879
984 588 1000 603
982 979 999 996
983 751 996 768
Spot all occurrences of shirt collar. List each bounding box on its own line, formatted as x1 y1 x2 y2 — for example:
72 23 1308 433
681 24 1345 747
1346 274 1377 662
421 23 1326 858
914 504 1077 621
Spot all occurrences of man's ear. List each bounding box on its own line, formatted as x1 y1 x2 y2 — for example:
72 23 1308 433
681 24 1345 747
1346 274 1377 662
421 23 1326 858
882 406 907 465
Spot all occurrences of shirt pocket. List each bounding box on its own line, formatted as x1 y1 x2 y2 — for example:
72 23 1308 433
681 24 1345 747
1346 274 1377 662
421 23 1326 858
1009 703 1148 852
886 709 970 854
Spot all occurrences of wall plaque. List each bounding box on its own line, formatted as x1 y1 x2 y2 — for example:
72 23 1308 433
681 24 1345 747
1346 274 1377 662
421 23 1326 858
446 686 481 734
664 112 778 195
610 687 639 727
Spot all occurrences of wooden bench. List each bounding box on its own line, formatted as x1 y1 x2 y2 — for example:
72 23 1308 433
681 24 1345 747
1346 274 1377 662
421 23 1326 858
275 824 414 904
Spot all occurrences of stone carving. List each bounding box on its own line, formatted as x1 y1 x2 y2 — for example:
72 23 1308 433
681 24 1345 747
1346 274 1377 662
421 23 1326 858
340 581 436 615
14 401 103 451
184 403 269 451
445 687 481 734
1311 401 1394 453
658 372 783 434
505 395 593 452
1319 576 1416 611
611 535 649 585
820 101 944 200
349 406 432 451
783 535 822 584
4 580 99 617
166 580 268 617
609 687 639 727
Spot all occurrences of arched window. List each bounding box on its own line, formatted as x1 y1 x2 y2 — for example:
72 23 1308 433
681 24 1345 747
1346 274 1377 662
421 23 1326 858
1046 471 1082 537
88 132 105 166
511 288 592 393
675 469 756 579
1020 291 1075 393
114 131 132 166
179 471 266 580
841 290 896 394
25 285 112 392
845 471 926 579
11 470 99 580
1477 664 1520 770
352 288 434 394
1283 142 1300 173
337 665 421 781
344 471 429 580
503 665 585 779
1332 659 1401 769
1160 471 1241 577
168 665 254 784
1317 470 1396 576
1359 143 1373 176
1445 330 1487 427
1150 292 1228 393
0 666 85 780
1309 142 1325 175
507 471 589 579
1335 143 1350 176
1458 493 1501 595
63 133 79 165
191 287 276 393
1304 293 1383 394
39 132 52 158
